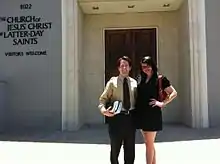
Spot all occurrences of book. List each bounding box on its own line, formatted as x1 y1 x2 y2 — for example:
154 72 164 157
109 101 122 115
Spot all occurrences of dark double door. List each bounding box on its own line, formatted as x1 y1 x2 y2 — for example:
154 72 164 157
105 28 157 83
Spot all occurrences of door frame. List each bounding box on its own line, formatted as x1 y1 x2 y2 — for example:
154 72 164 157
102 27 158 123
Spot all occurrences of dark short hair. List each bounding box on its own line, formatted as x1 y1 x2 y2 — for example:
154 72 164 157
117 56 132 67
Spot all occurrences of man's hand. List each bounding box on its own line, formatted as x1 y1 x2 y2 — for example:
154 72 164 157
101 106 115 117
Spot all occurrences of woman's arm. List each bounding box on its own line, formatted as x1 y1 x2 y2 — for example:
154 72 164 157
162 85 177 107
149 85 177 108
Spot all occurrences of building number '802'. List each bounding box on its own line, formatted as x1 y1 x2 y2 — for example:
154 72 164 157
20 4 32 10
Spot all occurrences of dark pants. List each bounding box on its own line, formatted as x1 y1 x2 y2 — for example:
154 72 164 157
108 114 136 164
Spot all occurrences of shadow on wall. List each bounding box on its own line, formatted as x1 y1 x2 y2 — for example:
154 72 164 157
0 123 220 144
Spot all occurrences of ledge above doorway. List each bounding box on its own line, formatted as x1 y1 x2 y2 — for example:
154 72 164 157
78 0 183 14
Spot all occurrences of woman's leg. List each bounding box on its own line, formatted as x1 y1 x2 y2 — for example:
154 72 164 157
141 131 157 164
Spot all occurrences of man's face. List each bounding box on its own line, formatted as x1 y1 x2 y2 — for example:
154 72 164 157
118 59 131 77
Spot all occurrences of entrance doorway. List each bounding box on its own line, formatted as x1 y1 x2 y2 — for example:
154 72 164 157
105 28 157 82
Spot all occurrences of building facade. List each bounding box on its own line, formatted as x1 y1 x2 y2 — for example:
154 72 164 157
0 0 219 131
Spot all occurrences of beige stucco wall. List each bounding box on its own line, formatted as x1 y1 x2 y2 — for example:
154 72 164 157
178 0 192 126
81 11 181 125
205 0 220 127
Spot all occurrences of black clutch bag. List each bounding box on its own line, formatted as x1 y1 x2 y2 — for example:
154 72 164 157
104 100 122 124
106 100 122 114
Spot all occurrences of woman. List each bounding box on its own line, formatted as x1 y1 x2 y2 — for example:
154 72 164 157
135 56 177 164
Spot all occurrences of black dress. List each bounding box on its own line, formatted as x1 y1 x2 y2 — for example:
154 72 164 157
135 75 171 131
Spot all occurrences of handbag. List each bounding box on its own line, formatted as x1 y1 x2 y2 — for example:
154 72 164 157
158 75 169 101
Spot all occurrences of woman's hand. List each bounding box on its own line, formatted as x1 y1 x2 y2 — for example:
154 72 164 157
149 99 165 108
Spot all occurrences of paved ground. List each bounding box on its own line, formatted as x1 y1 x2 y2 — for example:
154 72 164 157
0 124 220 164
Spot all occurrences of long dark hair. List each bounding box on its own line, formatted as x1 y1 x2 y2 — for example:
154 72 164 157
139 56 158 84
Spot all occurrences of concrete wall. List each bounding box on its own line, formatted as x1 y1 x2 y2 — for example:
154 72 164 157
205 0 220 127
61 0 84 131
78 5 85 127
177 0 192 126
0 0 62 130
82 12 181 124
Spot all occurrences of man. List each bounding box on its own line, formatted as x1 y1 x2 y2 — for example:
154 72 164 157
98 56 137 164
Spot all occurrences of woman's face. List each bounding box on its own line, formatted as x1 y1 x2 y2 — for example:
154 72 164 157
141 63 153 76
